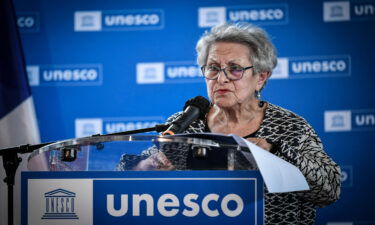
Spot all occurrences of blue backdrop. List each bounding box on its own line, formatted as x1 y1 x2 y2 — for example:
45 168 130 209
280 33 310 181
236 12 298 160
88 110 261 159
14 0 375 224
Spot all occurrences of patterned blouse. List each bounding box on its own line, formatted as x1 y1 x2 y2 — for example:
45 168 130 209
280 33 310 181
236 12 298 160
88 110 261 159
117 102 341 225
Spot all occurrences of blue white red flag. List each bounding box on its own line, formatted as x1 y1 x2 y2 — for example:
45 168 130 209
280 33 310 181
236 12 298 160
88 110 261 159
0 0 41 224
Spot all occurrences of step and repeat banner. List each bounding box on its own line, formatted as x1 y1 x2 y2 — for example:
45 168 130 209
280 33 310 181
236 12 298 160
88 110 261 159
14 0 375 224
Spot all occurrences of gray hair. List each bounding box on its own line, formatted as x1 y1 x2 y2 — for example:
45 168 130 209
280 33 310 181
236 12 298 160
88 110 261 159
196 23 277 75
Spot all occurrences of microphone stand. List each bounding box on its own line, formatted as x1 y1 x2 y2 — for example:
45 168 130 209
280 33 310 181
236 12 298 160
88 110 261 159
0 123 169 225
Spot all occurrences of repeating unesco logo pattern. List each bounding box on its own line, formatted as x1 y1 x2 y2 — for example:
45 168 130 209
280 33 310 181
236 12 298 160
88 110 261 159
26 64 103 86
136 61 203 84
136 56 350 84
16 12 40 32
324 109 375 132
324 1 375 22
75 117 165 137
74 9 164 31
42 188 78 219
198 4 289 27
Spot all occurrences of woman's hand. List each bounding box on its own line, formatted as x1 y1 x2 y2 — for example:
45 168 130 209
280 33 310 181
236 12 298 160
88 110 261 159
133 152 175 171
247 138 273 152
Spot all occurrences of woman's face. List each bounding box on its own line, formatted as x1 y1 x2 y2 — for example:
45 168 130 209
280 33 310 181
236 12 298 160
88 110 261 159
205 42 266 109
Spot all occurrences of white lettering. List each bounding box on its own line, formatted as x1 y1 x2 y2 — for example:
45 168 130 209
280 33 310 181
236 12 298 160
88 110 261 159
105 122 158 133
17 16 35 28
133 194 154 216
167 66 202 78
355 114 375 126
336 60 346 71
354 4 375 16
273 9 284 19
228 9 284 21
104 14 160 26
105 193 245 218
182 194 199 217
202 194 219 217
42 69 98 82
107 194 129 217
221 194 244 217
157 194 179 217
291 60 347 73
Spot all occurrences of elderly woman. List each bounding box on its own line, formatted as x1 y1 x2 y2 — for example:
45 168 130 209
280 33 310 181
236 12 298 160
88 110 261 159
117 23 341 225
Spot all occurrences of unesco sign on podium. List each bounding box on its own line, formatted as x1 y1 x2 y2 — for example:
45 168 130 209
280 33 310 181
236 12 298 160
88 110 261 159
22 170 264 225
21 134 308 225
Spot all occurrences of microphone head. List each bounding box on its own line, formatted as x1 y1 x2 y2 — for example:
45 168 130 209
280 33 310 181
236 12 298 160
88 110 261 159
183 96 210 119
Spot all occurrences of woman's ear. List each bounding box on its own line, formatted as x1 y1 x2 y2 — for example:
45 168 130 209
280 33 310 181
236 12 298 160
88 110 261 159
257 71 271 90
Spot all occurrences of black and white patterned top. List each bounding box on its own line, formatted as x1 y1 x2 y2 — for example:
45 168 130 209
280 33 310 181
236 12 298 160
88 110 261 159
117 102 341 225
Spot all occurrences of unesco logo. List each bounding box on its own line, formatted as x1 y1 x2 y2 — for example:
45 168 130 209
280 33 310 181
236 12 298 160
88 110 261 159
42 188 78 220
16 12 39 32
136 63 165 84
75 9 164 32
74 11 102 31
75 117 165 138
289 55 350 78
324 110 352 132
137 61 203 84
271 55 351 79
75 118 103 137
324 109 375 132
324 1 375 22
106 193 244 217
26 64 103 86
198 4 288 27
198 7 226 27
270 58 289 79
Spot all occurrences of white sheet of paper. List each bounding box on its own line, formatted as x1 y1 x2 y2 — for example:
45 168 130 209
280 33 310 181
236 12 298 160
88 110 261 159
230 134 310 193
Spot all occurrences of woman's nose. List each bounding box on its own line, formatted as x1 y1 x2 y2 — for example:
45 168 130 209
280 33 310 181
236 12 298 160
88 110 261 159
217 70 230 84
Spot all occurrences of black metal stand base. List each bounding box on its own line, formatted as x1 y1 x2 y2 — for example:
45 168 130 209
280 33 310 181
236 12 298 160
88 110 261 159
2 150 21 225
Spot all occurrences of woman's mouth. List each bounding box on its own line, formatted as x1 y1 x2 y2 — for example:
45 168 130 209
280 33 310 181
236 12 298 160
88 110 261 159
215 89 230 94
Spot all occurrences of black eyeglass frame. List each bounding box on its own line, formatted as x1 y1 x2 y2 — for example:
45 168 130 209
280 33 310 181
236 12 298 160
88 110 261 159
200 65 254 81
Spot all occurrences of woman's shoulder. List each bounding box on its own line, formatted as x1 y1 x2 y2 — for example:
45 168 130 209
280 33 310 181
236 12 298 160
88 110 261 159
265 102 314 130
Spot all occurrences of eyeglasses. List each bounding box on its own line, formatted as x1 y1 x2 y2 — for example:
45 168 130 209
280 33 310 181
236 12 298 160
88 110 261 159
201 65 254 81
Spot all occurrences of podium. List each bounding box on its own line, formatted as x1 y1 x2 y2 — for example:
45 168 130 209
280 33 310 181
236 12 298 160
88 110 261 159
23 135 264 225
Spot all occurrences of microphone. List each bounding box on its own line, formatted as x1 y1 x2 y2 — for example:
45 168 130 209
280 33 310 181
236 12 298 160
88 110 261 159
162 96 210 135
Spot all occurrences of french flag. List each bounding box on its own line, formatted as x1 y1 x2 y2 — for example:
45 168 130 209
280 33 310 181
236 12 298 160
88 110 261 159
0 0 41 224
